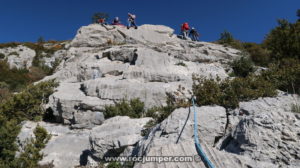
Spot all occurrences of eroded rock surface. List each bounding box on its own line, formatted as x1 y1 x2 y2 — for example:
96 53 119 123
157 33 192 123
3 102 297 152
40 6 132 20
44 24 240 127
89 116 152 160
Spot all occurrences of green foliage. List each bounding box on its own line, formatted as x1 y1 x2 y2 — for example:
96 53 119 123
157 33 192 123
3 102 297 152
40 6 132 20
141 119 157 136
0 42 20 49
231 56 255 77
104 98 145 119
145 95 176 124
219 30 234 44
0 60 30 91
11 125 51 168
175 61 187 67
291 103 300 113
0 82 11 103
92 12 109 23
192 75 277 109
297 9 300 19
0 119 21 162
0 53 5 59
217 30 244 50
243 43 271 66
37 36 45 44
33 125 51 149
26 43 62 76
0 81 57 167
0 42 62 94
260 59 300 94
0 80 58 122
263 19 300 61
217 32 272 68
107 161 122 168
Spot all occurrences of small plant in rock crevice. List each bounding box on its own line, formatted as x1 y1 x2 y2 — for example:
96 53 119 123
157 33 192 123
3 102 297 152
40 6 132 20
175 61 187 67
291 103 300 113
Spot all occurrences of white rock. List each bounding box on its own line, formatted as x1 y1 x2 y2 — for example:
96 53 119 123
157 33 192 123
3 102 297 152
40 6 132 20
0 45 36 69
89 116 152 159
16 121 90 168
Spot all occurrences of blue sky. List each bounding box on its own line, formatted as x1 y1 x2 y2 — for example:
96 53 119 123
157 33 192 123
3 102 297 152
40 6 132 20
0 0 299 43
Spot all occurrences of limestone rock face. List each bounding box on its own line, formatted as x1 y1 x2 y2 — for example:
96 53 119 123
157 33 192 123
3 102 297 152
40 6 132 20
134 106 274 168
11 23 300 168
46 82 109 128
134 141 273 168
0 45 36 69
44 24 240 126
17 95 300 168
89 116 152 159
137 106 227 152
16 121 90 168
133 95 300 168
223 94 300 168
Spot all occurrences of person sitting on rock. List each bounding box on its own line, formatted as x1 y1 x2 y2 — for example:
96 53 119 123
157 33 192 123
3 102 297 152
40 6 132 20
112 17 124 26
189 27 200 41
127 13 138 29
181 22 190 39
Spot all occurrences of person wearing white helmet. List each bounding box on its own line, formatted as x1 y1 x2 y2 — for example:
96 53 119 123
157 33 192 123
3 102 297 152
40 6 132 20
189 27 200 41
127 13 137 29
112 17 121 25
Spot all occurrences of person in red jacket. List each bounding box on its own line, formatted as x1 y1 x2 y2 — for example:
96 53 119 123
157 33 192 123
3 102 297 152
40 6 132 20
97 18 107 25
181 22 190 39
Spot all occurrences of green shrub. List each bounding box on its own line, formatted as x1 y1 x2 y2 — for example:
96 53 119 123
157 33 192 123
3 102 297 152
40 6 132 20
0 53 5 59
192 75 277 109
141 119 157 136
260 59 300 94
291 103 300 113
0 60 30 91
104 98 145 119
37 36 45 44
0 81 57 167
175 61 187 67
145 105 174 124
0 87 11 103
243 43 271 66
0 42 20 49
217 30 244 50
107 161 121 168
0 119 21 162
28 43 61 76
231 56 255 77
0 80 58 122
263 19 300 61
219 30 234 44
231 76 277 101
145 95 176 124
11 125 51 168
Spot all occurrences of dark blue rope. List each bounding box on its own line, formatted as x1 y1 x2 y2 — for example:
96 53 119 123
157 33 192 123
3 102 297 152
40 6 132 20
192 97 215 168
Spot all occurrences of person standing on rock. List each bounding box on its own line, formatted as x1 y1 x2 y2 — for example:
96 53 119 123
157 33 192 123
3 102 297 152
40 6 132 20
181 22 190 39
127 13 138 29
189 27 200 41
